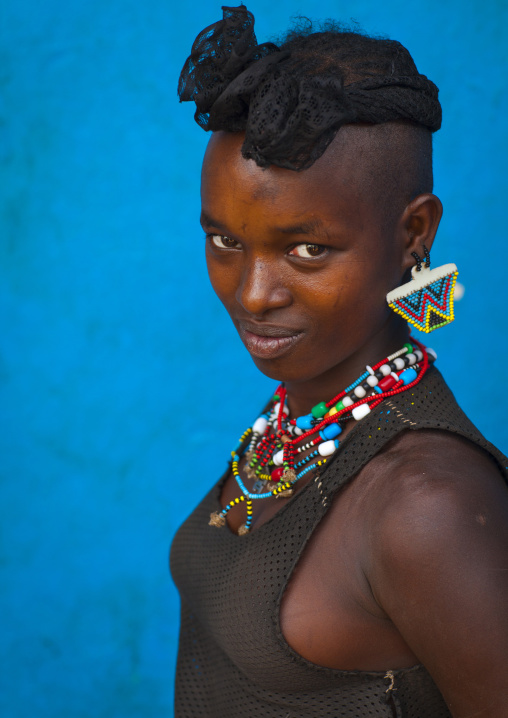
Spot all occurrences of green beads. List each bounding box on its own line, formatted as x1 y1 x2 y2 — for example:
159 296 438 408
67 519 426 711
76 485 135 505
311 401 328 418
335 400 345 412
403 342 414 353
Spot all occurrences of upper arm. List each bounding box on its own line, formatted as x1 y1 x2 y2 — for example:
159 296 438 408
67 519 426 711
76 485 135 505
368 434 508 717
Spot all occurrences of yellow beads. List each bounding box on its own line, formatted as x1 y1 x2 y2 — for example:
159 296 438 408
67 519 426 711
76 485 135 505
227 496 245 509
388 270 458 333
272 482 294 499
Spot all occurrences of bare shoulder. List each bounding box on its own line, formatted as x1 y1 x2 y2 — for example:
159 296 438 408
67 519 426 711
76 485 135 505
362 428 508 594
361 428 508 537
359 429 508 716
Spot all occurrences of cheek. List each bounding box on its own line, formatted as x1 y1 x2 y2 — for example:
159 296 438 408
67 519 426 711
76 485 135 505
205 252 238 308
297 263 391 339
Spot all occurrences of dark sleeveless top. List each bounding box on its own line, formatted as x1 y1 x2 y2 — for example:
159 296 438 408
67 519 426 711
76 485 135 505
170 367 508 717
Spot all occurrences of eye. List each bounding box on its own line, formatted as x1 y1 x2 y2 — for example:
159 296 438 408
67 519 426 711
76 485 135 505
289 243 327 258
208 234 241 250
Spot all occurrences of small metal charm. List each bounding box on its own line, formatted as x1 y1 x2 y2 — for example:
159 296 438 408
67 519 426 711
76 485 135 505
282 469 297 482
275 489 294 499
209 511 226 528
245 466 257 480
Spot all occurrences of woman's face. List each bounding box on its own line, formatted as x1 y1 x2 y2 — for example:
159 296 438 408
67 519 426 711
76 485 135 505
201 130 407 388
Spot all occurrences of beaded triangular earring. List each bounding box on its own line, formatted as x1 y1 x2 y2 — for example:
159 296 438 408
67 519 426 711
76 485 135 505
386 246 459 333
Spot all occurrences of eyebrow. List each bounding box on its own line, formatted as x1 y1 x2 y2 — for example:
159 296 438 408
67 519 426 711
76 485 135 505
200 211 325 237
274 218 325 236
200 211 229 233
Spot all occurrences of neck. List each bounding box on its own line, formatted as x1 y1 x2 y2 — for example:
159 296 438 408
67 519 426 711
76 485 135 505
284 319 410 419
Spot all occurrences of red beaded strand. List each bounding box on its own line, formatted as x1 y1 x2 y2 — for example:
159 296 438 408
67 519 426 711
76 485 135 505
246 339 430 483
210 340 434 534
285 339 429 449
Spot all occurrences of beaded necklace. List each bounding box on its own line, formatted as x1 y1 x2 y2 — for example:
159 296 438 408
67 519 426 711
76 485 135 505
210 338 432 535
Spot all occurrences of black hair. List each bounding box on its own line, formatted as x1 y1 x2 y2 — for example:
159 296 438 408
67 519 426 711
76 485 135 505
178 5 440 183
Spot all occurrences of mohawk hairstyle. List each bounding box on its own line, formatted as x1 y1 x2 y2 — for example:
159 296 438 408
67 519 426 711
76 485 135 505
178 5 441 172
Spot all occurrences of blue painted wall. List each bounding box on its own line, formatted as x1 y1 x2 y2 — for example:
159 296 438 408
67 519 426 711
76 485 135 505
1 1 507 715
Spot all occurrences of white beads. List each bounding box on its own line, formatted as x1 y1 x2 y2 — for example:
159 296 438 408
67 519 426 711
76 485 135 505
393 357 405 370
366 375 379 387
352 403 371 421
342 396 354 407
387 346 408 361
427 347 437 361
379 363 391 376
252 417 268 435
273 450 284 466
318 440 337 457
414 349 424 362
354 385 367 399
273 402 289 417
406 353 417 365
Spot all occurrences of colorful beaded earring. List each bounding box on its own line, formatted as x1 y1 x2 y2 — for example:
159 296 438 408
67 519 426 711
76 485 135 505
386 245 459 333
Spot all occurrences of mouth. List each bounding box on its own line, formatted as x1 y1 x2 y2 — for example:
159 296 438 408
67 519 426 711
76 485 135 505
238 322 304 360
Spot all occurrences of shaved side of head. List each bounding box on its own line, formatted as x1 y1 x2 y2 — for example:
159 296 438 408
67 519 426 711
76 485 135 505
323 121 433 230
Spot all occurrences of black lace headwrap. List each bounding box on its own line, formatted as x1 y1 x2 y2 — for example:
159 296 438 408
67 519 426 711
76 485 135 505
178 5 442 170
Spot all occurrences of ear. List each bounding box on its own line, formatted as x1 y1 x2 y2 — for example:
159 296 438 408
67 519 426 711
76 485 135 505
397 193 443 271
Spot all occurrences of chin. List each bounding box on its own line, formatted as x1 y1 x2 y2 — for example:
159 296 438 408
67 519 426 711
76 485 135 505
248 354 328 385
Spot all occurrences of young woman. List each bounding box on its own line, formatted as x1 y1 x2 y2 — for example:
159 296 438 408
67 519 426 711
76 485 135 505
171 7 508 717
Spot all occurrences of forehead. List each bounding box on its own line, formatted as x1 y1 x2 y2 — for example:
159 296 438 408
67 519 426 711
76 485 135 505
201 129 379 227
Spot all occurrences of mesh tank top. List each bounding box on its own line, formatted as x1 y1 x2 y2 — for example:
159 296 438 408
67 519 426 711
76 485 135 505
170 366 508 717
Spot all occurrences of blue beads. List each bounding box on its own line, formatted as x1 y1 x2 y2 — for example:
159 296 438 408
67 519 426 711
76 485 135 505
297 464 315 479
345 371 369 394
319 422 343 440
296 458 331 480
295 450 319 469
296 414 314 430
399 367 417 385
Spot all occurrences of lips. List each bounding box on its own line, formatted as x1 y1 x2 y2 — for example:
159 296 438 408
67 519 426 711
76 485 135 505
238 322 304 360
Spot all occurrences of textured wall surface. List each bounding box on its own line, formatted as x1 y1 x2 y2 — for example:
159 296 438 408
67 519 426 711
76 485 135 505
1 1 507 716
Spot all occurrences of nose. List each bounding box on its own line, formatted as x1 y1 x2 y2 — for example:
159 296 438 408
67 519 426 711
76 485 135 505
236 257 292 317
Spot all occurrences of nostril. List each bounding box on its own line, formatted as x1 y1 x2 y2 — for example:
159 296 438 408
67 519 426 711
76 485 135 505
236 265 291 315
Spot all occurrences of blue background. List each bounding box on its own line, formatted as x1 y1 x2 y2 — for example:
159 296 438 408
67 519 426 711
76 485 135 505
1 1 507 715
